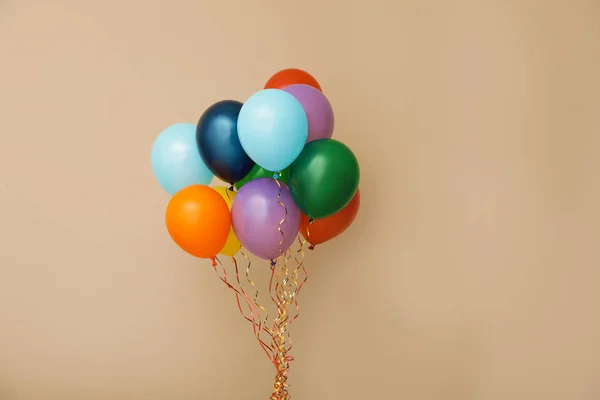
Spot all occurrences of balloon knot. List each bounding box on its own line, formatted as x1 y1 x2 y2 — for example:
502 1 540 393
308 218 314 224
308 245 315 251
211 258 218 267
228 184 235 191
270 259 277 267
273 173 279 179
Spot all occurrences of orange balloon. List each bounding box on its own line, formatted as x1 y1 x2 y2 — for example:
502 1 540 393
300 189 360 246
165 185 231 259
264 68 322 92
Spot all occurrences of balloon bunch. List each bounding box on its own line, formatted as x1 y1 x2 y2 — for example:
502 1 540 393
151 68 360 399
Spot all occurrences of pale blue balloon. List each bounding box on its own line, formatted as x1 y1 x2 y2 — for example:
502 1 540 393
151 123 214 195
237 89 308 172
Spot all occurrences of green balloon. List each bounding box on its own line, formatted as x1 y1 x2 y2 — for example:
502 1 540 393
289 139 360 219
234 164 290 190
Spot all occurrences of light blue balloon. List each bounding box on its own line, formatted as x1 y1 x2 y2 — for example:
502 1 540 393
237 89 308 172
151 123 214 195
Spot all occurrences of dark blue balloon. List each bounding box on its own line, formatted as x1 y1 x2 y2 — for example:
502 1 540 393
196 100 255 184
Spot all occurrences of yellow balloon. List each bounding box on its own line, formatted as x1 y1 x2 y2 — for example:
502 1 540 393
213 186 242 257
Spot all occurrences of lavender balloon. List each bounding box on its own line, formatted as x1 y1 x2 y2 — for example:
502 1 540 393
231 178 301 260
283 84 334 143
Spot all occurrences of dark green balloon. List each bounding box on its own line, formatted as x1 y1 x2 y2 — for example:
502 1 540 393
234 164 290 190
289 139 360 219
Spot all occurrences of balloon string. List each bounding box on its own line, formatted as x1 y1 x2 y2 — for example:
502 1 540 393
215 257 274 363
273 178 293 308
231 254 275 339
280 233 310 356
286 217 313 327
290 234 310 325
279 248 293 306
274 177 287 260
269 256 292 400
213 256 275 365
241 249 274 338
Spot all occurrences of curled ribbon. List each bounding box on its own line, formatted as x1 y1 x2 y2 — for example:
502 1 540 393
213 256 275 365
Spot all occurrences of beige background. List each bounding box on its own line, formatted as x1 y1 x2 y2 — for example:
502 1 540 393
1 0 600 399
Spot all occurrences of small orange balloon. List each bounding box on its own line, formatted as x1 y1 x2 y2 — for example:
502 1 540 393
264 68 322 92
300 189 360 246
165 185 231 259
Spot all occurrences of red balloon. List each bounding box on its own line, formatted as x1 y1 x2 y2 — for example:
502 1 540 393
299 189 360 246
264 68 322 92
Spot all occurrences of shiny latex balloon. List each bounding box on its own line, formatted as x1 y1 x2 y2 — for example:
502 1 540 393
165 185 230 259
264 68 322 92
231 178 301 260
289 139 360 219
151 123 214 195
234 165 290 191
196 100 255 184
213 186 242 257
300 189 360 246
237 89 308 172
283 84 334 143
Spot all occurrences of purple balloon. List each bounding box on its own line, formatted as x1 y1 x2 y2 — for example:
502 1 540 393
231 178 301 260
283 84 334 143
